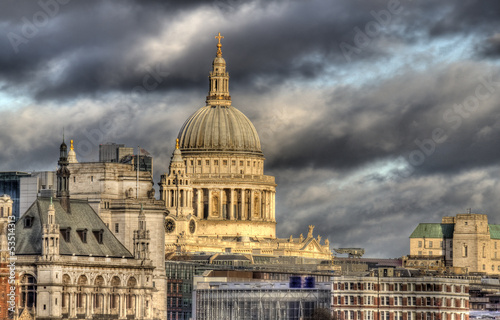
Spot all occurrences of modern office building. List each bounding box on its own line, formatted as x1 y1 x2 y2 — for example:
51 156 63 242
192 270 331 320
0 171 30 218
99 143 134 163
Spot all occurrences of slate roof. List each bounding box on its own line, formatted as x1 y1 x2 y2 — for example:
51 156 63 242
16 197 133 258
409 223 454 238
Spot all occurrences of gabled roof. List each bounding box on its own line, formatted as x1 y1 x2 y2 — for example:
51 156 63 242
16 198 133 258
409 223 454 238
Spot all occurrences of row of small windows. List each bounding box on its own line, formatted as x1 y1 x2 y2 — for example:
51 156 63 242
336 296 466 308
187 159 261 167
418 240 446 248
483 264 500 272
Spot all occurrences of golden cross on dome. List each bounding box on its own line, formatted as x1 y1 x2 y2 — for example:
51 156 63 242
215 32 224 56
176 138 179 149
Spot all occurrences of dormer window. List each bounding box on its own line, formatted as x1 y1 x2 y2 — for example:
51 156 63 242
24 216 34 228
77 229 88 243
93 229 104 244
61 228 71 242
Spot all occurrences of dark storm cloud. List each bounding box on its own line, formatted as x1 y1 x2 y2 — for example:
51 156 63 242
0 0 443 101
260 63 500 177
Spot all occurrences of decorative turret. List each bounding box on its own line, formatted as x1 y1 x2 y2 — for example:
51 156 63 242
159 140 194 217
133 204 150 260
42 197 60 260
57 138 71 213
67 139 78 163
206 32 231 106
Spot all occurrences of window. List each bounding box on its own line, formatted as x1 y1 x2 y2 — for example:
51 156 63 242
60 228 71 242
223 160 227 165
115 223 119 233
214 160 218 165
496 242 498 250
239 161 243 166
418 241 422 248
418 251 422 256
77 229 88 243
247 161 250 166
463 245 468 257
93 229 104 244
91 176 94 182
483 264 486 270
429 241 433 248
429 251 433 255
190 160 194 165
440 241 443 248
232 160 236 166
205 160 209 165
492 265 495 271
24 216 34 228
197 160 201 165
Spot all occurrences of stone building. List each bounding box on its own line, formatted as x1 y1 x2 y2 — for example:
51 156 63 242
158 33 332 261
12 141 165 319
404 212 500 274
0 194 16 319
332 267 470 320
65 142 168 317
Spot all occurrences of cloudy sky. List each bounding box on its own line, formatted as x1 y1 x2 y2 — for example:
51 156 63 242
1 0 500 258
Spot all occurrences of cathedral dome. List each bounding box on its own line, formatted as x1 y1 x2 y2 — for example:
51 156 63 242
177 105 262 155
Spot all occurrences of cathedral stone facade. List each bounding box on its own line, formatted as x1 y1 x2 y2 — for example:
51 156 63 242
159 34 332 261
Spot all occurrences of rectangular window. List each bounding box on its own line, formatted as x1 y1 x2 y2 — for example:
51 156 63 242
115 223 119 233
214 160 218 165
205 160 210 165
440 241 443 248
232 160 236 165
91 176 94 182
418 241 422 248
429 251 433 255
239 160 243 166
429 241 433 247
418 251 422 256
496 242 498 249
197 160 201 165
223 160 227 165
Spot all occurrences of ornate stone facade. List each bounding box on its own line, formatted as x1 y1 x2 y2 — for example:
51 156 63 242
12 142 166 320
405 212 500 274
159 34 332 261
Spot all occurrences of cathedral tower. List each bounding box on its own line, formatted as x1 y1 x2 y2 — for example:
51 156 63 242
160 33 277 242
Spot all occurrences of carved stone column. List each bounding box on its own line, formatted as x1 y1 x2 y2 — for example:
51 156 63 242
229 188 234 220
249 189 254 221
219 189 223 219
206 189 211 219
241 189 246 220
